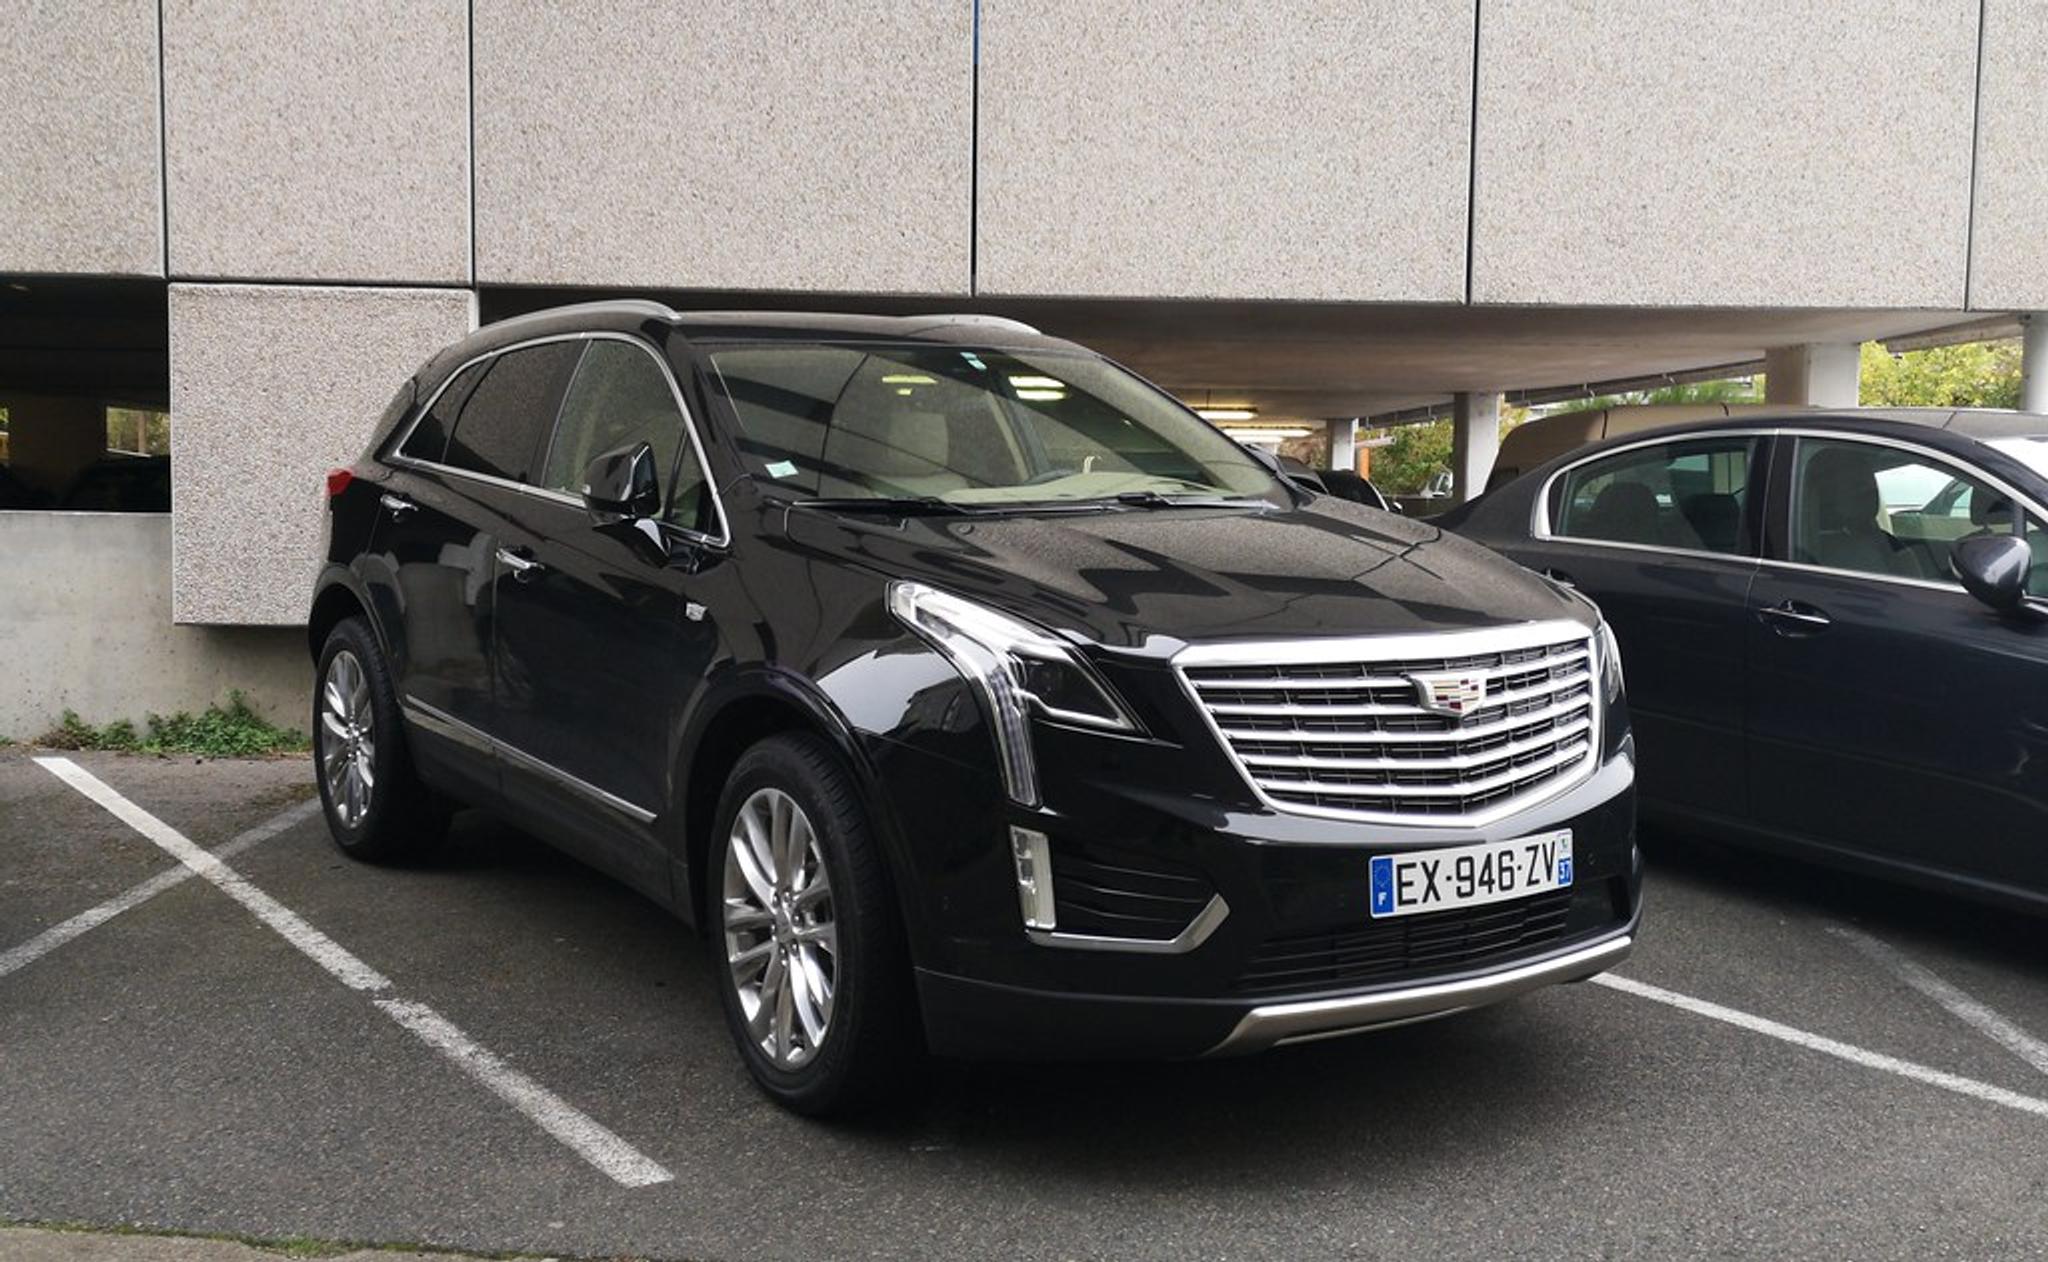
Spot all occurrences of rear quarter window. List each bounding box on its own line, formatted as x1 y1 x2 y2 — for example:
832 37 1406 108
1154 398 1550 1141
441 343 581 483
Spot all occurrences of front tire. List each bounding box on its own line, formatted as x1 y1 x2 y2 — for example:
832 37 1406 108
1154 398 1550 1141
313 616 446 863
707 733 917 1115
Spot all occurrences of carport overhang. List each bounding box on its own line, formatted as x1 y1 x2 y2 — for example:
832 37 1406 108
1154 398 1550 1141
480 288 2012 424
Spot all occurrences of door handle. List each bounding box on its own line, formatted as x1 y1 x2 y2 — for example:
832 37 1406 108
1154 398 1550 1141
1759 600 1831 633
379 493 416 517
495 547 546 581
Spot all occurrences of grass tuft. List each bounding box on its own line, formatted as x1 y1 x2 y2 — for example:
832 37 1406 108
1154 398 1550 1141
35 691 308 758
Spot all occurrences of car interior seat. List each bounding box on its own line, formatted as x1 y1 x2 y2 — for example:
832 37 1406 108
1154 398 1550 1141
1799 446 1918 577
1578 481 1662 544
1680 492 1742 553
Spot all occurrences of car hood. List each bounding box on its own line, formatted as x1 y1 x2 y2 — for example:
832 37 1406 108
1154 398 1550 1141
781 496 1589 658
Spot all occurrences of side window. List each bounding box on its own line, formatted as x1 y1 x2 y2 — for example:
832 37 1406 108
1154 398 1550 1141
398 360 486 464
1554 437 1753 555
540 341 710 530
443 343 580 483
1794 438 2027 586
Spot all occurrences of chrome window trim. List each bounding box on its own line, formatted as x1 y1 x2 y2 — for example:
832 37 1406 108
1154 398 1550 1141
1531 427 2048 585
386 329 731 548
1173 618 1602 830
1026 893 1230 954
400 697 658 826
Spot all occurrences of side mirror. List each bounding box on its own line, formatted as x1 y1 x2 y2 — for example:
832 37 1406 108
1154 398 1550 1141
582 442 661 526
1954 534 2034 614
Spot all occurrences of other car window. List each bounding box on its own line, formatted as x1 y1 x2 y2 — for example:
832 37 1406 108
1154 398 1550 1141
540 340 709 530
398 360 486 465
1553 437 1753 554
442 343 580 484
1791 438 2042 588
705 345 1285 506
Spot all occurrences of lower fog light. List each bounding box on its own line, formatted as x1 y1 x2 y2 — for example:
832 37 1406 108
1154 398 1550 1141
1009 825 1057 930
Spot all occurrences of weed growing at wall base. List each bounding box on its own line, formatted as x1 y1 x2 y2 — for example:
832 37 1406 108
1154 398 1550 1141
36 691 308 758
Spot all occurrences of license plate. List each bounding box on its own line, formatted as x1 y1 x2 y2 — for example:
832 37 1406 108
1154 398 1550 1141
1368 830 1573 919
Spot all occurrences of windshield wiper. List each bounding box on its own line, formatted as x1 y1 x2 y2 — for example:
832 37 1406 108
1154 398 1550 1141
792 495 977 516
1111 490 1268 509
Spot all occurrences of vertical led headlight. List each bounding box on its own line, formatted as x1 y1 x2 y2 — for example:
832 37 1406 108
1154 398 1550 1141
1596 619 1624 706
888 581 1139 807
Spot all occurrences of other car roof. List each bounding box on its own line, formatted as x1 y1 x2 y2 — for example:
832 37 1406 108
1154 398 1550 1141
1531 408 2048 451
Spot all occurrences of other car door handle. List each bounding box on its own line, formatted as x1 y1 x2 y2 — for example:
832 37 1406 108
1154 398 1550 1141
379 493 416 517
1759 600 1831 633
495 547 546 581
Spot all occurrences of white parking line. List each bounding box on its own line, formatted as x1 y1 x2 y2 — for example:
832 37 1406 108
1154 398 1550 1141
0 797 321 981
1592 973 2048 1120
1827 923 2048 1079
33 756 674 1189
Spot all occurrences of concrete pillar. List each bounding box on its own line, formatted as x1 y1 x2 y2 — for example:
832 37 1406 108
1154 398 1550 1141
2022 315 2048 415
1327 418 1358 473
1764 343 1861 407
1451 392 1501 505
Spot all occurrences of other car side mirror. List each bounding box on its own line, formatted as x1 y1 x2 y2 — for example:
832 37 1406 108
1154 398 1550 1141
1953 534 2041 616
582 441 662 526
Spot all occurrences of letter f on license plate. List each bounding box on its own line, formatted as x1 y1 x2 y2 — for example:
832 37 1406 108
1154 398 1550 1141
1368 830 1573 919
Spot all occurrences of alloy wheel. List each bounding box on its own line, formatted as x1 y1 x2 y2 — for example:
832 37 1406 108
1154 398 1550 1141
723 787 838 1069
319 649 377 827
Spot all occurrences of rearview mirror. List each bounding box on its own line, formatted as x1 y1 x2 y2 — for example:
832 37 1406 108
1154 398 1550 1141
582 441 661 526
1953 534 2035 615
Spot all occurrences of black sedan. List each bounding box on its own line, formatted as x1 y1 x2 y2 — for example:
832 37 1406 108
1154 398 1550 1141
1441 410 2048 911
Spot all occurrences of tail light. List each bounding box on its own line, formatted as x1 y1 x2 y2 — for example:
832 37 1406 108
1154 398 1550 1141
325 467 355 498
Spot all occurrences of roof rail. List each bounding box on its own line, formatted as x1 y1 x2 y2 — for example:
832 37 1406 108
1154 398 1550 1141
485 298 679 330
910 313 1042 335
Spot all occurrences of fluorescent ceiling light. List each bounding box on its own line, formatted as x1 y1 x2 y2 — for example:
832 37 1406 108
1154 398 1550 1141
1195 407 1258 422
882 374 935 384
1008 375 1067 390
1015 388 1066 401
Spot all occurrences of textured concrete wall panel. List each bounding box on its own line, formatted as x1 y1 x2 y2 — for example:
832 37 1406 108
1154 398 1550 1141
171 284 475 625
977 0 1474 302
0 1 162 275
1472 0 1978 308
1970 0 2048 310
474 0 971 292
163 0 470 283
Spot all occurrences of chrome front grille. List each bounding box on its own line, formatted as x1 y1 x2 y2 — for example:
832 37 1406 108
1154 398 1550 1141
1176 621 1600 826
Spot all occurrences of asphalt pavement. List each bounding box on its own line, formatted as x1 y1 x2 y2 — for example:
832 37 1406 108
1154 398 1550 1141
2 748 2044 1261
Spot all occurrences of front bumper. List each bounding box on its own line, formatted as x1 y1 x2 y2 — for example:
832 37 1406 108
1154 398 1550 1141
916 922 1635 1059
869 723 1642 1061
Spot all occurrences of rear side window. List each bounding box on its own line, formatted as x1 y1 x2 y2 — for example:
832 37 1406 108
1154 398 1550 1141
540 340 711 530
398 360 486 464
1553 437 1754 555
443 343 580 483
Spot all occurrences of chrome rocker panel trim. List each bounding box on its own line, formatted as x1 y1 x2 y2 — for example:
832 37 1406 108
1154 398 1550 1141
1206 931 1634 1055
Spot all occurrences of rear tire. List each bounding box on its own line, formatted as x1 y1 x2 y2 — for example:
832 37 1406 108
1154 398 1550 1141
706 733 919 1116
313 616 446 863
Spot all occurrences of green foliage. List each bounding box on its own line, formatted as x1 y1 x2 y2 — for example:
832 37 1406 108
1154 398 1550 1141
1370 420 1454 494
1553 377 1765 414
35 692 307 757
1860 339 2021 409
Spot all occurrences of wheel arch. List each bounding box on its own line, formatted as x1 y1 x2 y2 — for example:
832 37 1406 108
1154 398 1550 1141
676 667 927 953
306 567 379 661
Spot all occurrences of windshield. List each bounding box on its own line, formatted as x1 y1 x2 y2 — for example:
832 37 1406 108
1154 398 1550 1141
1988 436 2048 483
705 344 1287 507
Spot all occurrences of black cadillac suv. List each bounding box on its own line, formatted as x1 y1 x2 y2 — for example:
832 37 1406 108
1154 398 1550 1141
309 301 1641 1114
